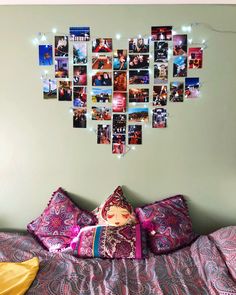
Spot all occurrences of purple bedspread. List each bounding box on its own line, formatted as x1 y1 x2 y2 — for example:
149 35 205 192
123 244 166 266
0 226 236 295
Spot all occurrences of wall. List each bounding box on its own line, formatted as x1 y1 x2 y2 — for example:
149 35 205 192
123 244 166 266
0 4 236 233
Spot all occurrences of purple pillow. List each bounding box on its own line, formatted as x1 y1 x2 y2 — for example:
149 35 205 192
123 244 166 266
135 195 196 255
27 187 97 252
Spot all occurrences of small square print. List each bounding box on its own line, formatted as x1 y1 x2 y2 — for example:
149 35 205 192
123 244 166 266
112 92 127 113
73 108 87 128
55 58 69 78
128 125 142 145
73 43 87 64
129 70 149 85
129 54 149 69
43 79 57 99
92 55 112 70
73 87 87 107
173 35 187 56
112 134 126 154
39 45 53 66
112 114 127 134
92 72 112 86
129 88 149 103
169 81 184 102
73 66 87 86
185 78 200 98
91 106 112 121
55 36 69 57
173 56 187 77
128 108 149 123
153 85 168 106
129 38 149 53
151 26 172 41
70 27 90 41
152 108 167 128
92 88 112 103
58 81 72 101
154 41 168 62
188 47 203 69
114 71 127 91
92 38 112 53
97 125 111 144
113 50 127 70
154 63 168 84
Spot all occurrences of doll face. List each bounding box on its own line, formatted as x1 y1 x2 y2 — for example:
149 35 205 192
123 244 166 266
106 205 131 226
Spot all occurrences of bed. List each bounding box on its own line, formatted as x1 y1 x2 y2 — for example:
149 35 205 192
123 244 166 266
0 226 236 295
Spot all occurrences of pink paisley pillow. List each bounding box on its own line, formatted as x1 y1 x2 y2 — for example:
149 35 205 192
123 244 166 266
135 195 196 255
27 188 97 252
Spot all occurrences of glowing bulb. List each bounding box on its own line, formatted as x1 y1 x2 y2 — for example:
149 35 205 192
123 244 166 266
117 155 122 159
41 34 47 41
116 33 121 40
44 70 48 75
138 34 142 38
188 38 193 44
202 39 206 44
32 38 39 45
89 127 93 132
131 146 136 150
52 28 57 34
172 30 177 35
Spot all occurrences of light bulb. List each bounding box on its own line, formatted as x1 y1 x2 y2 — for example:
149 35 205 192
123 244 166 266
52 28 57 34
116 33 121 40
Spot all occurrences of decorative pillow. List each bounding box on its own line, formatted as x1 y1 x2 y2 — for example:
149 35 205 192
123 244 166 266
71 224 147 259
93 186 137 226
27 187 97 252
135 195 196 255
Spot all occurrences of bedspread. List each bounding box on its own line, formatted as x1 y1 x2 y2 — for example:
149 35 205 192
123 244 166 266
0 226 236 295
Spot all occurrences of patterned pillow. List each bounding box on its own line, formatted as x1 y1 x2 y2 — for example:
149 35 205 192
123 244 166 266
27 187 97 252
135 195 196 255
71 224 147 259
93 186 137 226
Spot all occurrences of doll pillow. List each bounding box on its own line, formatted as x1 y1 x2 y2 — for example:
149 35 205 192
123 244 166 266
27 187 97 252
93 186 137 226
135 195 196 255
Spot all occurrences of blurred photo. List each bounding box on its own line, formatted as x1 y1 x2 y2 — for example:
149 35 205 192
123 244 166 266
92 55 112 70
73 43 87 64
188 47 203 69
185 77 200 98
55 36 68 57
129 88 149 103
128 108 149 123
152 108 167 128
73 108 87 128
91 106 112 120
92 88 112 103
169 81 184 102
173 35 187 56
43 79 57 99
70 27 90 41
154 41 168 62
128 125 142 145
112 92 127 113
92 38 112 53
173 56 187 77
112 134 126 154
114 71 127 91
97 125 111 144
154 63 168 84
129 70 149 84
112 114 127 134
151 26 172 41
153 85 167 106
39 45 53 66
73 87 87 107
92 72 112 86
113 50 127 70
73 66 87 86
129 55 149 69
58 81 72 101
55 58 68 78
129 38 149 53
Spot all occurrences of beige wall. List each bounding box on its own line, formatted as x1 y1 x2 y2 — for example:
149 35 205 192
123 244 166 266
0 5 236 233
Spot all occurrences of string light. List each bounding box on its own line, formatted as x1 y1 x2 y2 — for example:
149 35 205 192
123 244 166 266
116 33 121 40
52 28 57 34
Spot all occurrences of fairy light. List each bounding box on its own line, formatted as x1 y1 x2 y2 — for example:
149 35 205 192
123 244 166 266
41 34 47 41
52 28 57 34
116 33 121 40
32 38 39 45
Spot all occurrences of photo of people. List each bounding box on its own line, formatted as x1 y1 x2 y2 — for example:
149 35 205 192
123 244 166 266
169 81 184 102
129 88 149 103
39 45 53 66
73 108 87 128
97 125 111 144
128 125 142 145
73 87 87 107
152 108 167 128
173 56 187 77
58 81 72 101
112 92 127 113
70 27 90 41
153 85 168 106
112 114 126 134
92 38 112 53
55 36 68 57
185 77 200 98
55 58 69 78
113 71 127 91
92 88 112 103
129 55 149 69
128 108 149 122
73 43 87 64
91 106 111 120
154 41 168 62
151 26 172 41
73 66 87 86
173 35 187 56
92 72 112 86
129 70 149 84
129 38 149 53
113 50 127 70
43 79 57 99
92 55 112 70
188 47 203 69
112 134 126 154
154 63 168 84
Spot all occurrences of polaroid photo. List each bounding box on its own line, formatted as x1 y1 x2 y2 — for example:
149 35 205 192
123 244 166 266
154 63 168 84
129 88 149 103
91 106 112 121
128 125 142 145
129 70 149 85
152 108 167 128
188 47 203 69
113 71 127 91
173 56 187 77
153 85 168 106
55 36 68 57
73 43 87 64
92 72 112 86
185 77 200 98
69 27 90 41
169 81 184 102
112 92 127 113
113 50 127 70
58 81 72 101
154 41 168 63
73 66 87 86
39 45 53 66
97 124 111 144
55 58 69 78
43 79 57 99
73 87 87 107
129 54 149 69
129 38 149 53
92 88 112 103
128 108 149 123
112 134 126 154
112 114 127 134
151 26 172 41
92 55 112 70
173 34 187 56
73 108 87 128
92 38 112 53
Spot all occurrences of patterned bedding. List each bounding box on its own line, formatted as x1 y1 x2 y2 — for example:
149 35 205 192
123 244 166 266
0 226 236 295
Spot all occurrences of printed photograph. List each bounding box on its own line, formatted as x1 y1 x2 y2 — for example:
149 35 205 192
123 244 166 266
173 34 187 56
129 55 149 69
153 85 168 106
92 38 112 53
188 47 203 69
152 108 167 128
128 125 142 145
185 77 200 98
73 66 87 86
92 55 112 70
169 81 184 102
154 63 168 84
97 125 111 144
112 134 126 154
173 56 187 77
55 58 69 78
55 36 68 57
73 108 87 128
112 92 127 113
92 72 112 86
73 43 87 64
129 88 149 103
113 50 127 70
92 88 112 103
91 106 112 120
112 114 127 134
69 27 90 41
73 87 87 107
58 81 72 101
128 108 149 123
129 38 149 53
151 26 172 41
154 41 168 62
129 70 149 85
39 45 53 66
43 79 57 99
113 71 127 91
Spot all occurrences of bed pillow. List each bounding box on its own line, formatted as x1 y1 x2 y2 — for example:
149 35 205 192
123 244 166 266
93 186 137 226
27 187 97 252
71 224 147 259
135 195 196 255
